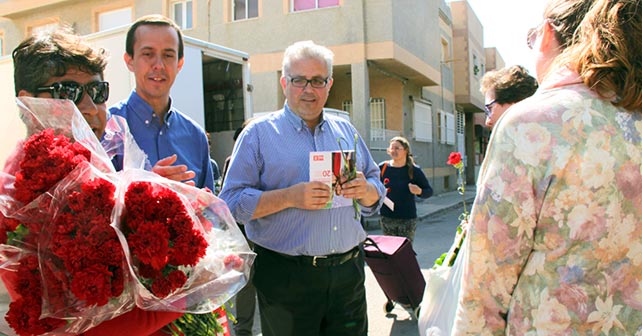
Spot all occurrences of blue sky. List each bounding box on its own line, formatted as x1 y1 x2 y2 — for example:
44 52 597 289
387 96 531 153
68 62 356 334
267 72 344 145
466 0 548 76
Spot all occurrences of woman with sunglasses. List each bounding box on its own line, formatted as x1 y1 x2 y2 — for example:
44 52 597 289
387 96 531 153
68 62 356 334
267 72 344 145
453 0 642 334
10 27 183 336
479 65 538 130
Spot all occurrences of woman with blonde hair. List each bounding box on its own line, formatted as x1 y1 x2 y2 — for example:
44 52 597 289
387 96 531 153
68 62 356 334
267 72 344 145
378 136 432 243
453 0 642 333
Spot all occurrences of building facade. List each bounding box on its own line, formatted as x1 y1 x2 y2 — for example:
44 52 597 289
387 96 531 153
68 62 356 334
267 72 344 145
0 0 496 193
449 0 486 185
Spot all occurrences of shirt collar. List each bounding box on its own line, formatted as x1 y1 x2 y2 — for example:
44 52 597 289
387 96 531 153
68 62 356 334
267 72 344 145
283 103 327 132
539 66 583 91
128 90 175 128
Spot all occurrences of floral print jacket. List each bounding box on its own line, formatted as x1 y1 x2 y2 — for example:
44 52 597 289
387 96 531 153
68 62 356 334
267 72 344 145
452 68 642 335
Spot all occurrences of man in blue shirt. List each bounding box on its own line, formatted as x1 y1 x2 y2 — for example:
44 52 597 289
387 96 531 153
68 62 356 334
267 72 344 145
110 14 214 190
219 40 385 336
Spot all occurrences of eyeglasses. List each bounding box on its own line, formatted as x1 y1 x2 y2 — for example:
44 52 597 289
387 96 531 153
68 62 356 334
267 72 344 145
484 100 497 116
287 76 329 89
526 20 549 49
35 81 110 105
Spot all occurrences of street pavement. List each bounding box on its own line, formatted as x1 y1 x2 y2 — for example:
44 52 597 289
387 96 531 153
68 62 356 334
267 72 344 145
229 186 477 336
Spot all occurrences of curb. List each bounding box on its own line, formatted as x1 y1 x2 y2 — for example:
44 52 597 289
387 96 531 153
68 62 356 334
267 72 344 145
417 195 476 221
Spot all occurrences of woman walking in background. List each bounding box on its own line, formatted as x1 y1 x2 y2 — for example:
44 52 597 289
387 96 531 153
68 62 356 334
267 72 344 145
453 0 642 333
379 136 432 243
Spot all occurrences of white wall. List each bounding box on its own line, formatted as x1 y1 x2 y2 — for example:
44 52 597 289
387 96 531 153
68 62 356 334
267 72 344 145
170 46 205 128
0 56 26 169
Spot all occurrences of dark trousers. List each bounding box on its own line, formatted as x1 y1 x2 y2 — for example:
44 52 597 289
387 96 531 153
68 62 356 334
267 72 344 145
253 245 368 336
234 242 256 336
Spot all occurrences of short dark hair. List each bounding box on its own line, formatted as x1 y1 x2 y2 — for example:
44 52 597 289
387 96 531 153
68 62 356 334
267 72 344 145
480 65 538 105
12 26 107 96
125 14 184 59
233 117 257 141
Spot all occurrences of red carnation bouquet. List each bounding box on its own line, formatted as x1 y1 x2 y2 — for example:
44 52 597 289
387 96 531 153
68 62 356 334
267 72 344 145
0 97 129 335
37 161 133 331
0 97 255 335
113 168 254 314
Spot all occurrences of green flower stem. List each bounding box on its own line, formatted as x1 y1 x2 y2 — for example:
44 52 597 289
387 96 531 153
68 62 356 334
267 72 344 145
457 166 469 221
337 133 361 219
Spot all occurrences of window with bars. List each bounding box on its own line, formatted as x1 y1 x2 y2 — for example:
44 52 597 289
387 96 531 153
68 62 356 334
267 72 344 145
291 0 339 12
341 100 352 113
97 7 132 31
457 110 465 155
370 98 386 141
456 110 465 135
171 0 193 29
341 98 386 142
233 0 258 20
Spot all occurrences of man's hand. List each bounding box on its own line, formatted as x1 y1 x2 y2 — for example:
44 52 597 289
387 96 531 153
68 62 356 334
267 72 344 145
289 181 332 210
335 172 379 207
251 181 332 219
152 154 196 186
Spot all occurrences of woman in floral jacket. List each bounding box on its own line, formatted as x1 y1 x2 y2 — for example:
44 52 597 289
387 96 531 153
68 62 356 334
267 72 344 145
453 0 642 334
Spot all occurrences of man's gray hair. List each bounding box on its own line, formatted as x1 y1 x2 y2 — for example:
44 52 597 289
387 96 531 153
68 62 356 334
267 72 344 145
282 40 334 78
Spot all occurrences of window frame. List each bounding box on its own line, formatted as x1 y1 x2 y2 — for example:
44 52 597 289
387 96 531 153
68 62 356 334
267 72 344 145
232 0 259 21
170 0 194 30
342 98 387 143
442 110 455 145
95 6 133 32
413 99 433 142
26 17 60 37
290 0 340 12
456 109 466 155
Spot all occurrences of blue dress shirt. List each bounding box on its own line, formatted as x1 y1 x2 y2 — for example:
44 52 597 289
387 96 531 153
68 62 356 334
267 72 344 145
109 91 214 190
219 105 385 256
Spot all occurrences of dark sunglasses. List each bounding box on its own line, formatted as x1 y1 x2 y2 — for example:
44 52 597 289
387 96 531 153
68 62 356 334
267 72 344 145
35 81 110 105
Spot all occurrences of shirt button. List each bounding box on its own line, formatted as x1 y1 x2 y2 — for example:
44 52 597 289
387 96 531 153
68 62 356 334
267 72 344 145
145 120 149 125
331 249 336 254
159 131 163 136
333 226 338 231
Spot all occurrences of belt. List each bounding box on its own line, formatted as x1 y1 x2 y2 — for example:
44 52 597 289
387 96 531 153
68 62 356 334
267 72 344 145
255 244 360 267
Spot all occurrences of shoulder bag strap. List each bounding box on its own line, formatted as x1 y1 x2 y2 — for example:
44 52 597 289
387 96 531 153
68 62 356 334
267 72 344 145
380 161 388 178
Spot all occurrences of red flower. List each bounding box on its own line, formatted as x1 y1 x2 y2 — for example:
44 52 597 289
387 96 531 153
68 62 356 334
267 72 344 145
224 254 245 271
383 178 390 185
14 129 90 205
5 254 66 336
43 173 126 308
128 220 171 271
69 264 115 306
446 152 462 166
123 181 208 298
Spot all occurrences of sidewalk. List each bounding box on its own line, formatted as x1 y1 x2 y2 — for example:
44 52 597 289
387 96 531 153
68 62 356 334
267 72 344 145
363 185 477 229
416 185 476 220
